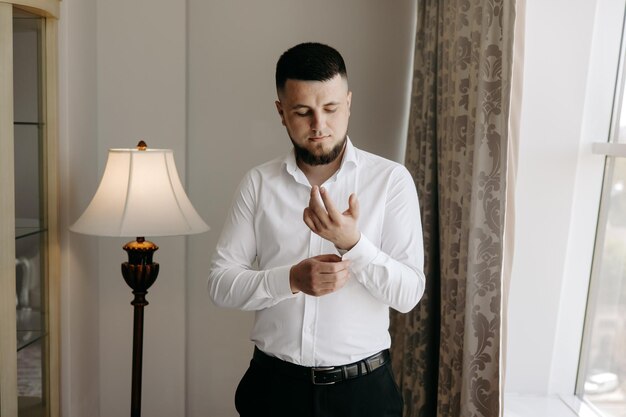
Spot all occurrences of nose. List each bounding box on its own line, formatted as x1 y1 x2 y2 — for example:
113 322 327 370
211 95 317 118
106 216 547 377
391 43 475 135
311 111 325 134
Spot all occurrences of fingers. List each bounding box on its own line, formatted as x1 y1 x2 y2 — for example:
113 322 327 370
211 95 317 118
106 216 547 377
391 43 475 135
303 207 323 233
309 268 350 295
315 259 350 274
310 186 358 221
344 193 359 219
313 272 349 297
313 254 343 262
304 188 360 249
309 257 350 295
290 255 352 297
308 186 331 225
319 187 341 220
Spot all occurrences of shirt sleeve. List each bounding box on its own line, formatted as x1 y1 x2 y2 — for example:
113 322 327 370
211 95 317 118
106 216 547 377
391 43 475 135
207 171 297 311
342 166 425 313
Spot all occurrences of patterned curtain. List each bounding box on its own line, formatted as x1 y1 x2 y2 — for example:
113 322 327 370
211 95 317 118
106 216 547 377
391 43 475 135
389 1 515 417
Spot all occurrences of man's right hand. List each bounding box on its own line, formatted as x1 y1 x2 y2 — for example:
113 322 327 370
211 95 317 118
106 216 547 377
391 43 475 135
289 254 351 296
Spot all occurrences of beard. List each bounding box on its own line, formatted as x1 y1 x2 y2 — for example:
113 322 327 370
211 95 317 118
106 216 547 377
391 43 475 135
291 135 347 166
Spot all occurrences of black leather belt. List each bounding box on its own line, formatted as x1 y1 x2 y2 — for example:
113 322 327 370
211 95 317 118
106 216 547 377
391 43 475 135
253 347 390 385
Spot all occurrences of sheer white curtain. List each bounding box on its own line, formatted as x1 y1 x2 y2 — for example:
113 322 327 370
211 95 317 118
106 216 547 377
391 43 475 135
502 0 526 413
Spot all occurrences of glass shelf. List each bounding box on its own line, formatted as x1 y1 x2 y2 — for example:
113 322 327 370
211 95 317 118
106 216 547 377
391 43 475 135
15 219 45 240
14 122 44 126
15 227 46 240
17 330 44 352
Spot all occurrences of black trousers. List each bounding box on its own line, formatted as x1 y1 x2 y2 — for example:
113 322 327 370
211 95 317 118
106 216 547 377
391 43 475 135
234 351 404 417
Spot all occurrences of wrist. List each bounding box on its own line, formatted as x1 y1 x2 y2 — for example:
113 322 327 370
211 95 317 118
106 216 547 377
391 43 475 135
337 232 360 251
289 266 300 294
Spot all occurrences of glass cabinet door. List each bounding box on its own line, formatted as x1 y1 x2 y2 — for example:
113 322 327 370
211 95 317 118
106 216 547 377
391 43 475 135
13 9 48 417
1 2 58 417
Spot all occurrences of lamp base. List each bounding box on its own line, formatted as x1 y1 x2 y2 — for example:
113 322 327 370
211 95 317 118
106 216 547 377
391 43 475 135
123 236 159 266
121 237 160 417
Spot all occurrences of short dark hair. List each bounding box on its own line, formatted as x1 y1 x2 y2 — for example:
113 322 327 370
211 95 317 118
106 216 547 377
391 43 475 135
275 42 347 92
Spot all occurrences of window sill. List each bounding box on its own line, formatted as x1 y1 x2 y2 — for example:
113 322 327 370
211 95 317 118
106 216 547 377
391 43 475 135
504 394 604 417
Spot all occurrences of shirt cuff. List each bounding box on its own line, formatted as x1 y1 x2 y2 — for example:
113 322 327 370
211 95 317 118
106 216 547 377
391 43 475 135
341 233 379 274
266 264 297 299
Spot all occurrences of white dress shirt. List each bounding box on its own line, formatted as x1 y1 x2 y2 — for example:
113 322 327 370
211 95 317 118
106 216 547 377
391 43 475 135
208 138 425 366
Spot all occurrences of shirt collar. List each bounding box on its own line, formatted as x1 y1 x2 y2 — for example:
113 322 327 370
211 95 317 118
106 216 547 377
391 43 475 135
283 136 358 180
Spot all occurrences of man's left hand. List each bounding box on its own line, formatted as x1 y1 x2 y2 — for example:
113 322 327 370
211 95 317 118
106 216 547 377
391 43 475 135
303 186 360 251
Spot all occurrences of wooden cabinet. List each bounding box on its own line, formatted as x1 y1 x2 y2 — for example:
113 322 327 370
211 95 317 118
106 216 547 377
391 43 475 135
0 2 59 417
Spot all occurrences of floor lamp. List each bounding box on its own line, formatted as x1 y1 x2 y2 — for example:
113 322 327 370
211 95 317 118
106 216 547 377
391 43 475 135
70 141 209 417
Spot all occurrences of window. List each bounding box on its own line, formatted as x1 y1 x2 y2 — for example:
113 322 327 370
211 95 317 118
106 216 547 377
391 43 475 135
579 7 626 416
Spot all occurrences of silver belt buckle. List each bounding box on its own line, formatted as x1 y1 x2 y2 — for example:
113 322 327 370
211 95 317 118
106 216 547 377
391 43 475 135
311 366 336 385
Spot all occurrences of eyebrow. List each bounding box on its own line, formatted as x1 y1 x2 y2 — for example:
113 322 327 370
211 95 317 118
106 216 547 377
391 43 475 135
290 102 340 110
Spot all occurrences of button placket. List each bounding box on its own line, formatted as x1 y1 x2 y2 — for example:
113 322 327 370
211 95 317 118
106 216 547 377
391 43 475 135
301 213 321 365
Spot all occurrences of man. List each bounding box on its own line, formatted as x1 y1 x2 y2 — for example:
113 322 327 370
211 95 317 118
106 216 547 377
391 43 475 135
208 42 425 417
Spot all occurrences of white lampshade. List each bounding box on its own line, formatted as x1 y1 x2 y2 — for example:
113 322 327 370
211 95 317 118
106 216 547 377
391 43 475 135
70 147 209 237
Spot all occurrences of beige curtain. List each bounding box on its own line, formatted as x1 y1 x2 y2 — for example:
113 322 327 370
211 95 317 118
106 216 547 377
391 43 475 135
390 1 516 416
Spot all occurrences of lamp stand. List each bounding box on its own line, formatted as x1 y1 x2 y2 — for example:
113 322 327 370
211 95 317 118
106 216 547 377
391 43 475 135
121 237 160 417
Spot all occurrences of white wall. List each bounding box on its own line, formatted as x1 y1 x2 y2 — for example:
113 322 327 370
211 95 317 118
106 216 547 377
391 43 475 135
506 0 623 396
59 0 100 415
61 0 187 416
185 1 416 416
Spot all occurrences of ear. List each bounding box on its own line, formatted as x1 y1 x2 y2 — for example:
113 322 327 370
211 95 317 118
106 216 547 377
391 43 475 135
275 100 286 126
347 91 352 114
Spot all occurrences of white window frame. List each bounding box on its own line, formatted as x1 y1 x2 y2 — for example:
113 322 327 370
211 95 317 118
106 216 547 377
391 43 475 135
552 0 626 396
505 0 625 410
579 8 626 407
